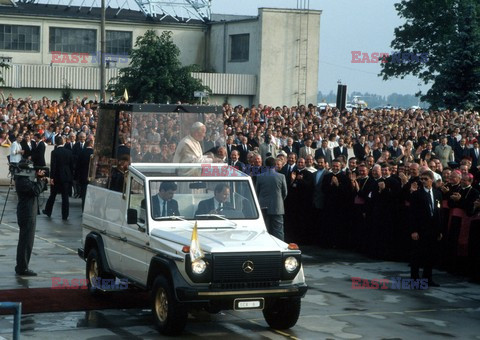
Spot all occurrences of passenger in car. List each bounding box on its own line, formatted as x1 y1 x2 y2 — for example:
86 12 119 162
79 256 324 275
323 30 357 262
151 182 180 218
195 183 232 215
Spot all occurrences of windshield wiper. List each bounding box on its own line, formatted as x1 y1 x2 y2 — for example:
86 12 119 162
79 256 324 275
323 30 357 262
154 216 190 223
194 214 237 227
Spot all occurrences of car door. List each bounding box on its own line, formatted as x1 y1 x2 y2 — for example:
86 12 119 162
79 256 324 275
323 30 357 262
121 176 149 284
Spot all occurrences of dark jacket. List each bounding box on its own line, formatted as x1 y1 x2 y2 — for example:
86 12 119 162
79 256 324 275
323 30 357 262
31 140 46 167
409 188 442 240
151 195 180 218
195 198 232 216
50 146 73 184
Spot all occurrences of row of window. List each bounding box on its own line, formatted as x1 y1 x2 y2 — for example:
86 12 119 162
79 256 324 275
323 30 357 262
0 24 251 62
0 24 132 55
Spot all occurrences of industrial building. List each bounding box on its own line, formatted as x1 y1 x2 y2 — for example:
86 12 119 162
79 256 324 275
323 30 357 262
0 0 321 106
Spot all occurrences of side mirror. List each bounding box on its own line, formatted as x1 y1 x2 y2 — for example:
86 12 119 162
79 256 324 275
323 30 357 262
127 208 138 224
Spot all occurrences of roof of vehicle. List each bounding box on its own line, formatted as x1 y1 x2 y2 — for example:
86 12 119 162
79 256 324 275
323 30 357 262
129 163 249 179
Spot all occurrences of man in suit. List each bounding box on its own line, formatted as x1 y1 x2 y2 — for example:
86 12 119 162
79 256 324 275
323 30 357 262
372 143 385 162
237 136 251 164
333 138 349 160
434 137 454 168
196 183 232 215
284 157 314 243
75 139 94 211
229 150 245 171
64 132 76 151
72 132 87 197
322 159 352 247
280 152 297 187
151 182 181 218
314 140 333 167
31 133 46 167
298 138 316 160
388 139 403 160
256 157 288 240
353 135 367 161
283 137 299 156
454 138 471 163
409 170 443 287
471 140 480 167
259 135 277 162
20 133 36 161
43 135 74 221
225 136 236 162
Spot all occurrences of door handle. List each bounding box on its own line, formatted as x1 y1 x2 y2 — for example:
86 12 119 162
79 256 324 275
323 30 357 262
120 237 127 242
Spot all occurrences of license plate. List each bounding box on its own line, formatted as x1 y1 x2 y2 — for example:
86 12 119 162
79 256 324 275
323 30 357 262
234 298 264 310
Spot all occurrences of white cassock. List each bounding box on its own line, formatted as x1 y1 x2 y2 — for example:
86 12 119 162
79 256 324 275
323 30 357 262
173 135 213 163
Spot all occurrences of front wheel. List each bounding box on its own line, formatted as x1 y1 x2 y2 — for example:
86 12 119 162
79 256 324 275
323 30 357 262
86 248 114 295
263 297 301 330
151 276 188 335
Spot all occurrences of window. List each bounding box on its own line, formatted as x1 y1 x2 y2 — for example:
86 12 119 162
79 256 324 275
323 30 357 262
129 177 146 226
0 25 40 51
49 27 96 53
106 30 132 56
149 180 259 220
230 33 249 62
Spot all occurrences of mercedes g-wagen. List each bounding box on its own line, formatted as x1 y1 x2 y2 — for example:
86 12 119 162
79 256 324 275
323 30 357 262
78 104 308 335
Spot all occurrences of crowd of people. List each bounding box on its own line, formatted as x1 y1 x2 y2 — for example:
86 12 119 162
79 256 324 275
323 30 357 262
2 91 480 282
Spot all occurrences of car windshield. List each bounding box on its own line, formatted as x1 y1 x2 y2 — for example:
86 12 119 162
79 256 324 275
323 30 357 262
148 180 259 220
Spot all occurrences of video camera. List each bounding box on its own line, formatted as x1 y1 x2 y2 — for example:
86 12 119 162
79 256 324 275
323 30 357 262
10 160 49 181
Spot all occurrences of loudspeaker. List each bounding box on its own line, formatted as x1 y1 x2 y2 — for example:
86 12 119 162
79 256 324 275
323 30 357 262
336 85 347 111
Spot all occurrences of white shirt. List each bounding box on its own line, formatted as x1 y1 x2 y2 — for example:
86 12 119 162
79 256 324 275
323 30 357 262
423 187 435 213
9 141 22 163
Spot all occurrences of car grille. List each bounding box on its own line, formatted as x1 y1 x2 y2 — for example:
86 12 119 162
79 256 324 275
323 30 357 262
210 281 279 290
212 252 282 283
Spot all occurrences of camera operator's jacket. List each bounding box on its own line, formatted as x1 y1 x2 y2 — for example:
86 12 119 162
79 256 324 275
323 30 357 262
15 176 47 224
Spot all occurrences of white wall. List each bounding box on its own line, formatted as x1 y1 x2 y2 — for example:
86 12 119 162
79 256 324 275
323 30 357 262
258 8 321 107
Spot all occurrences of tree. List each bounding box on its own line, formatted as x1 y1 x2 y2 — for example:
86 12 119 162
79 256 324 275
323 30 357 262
0 60 9 85
61 81 72 103
109 30 208 103
380 0 480 110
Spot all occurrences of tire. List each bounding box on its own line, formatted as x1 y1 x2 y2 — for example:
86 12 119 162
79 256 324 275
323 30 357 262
86 248 115 295
263 297 301 330
151 276 188 335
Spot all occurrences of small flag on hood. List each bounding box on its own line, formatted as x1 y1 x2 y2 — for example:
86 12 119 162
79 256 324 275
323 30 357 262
123 88 129 102
190 221 204 262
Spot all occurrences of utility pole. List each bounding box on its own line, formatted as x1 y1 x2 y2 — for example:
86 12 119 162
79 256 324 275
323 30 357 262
100 0 106 103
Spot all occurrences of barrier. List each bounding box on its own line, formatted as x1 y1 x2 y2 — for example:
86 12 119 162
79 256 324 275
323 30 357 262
0 145 53 185
0 302 22 340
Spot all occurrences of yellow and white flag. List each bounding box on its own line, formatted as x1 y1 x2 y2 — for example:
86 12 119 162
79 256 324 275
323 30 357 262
123 88 129 102
190 221 204 261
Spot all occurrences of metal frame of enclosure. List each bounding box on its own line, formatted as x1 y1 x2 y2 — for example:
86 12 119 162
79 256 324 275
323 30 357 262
90 103 223 189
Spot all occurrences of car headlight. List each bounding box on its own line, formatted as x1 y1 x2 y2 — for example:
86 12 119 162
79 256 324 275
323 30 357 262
284 256 298 273
191 259 207 274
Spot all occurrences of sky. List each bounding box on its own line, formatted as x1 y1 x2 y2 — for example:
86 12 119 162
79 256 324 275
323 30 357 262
211 0 430 97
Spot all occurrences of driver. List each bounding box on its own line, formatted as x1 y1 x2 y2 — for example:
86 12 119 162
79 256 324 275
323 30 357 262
195 183 231 215
151 182 180 218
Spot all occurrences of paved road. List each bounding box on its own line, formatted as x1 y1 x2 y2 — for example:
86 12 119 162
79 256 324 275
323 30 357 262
0 185 480 339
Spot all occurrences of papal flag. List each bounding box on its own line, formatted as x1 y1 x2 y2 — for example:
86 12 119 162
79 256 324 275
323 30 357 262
123 88 129 102
190 221 204 261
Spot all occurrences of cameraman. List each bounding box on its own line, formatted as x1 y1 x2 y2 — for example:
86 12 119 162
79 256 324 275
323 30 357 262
14 164 47 276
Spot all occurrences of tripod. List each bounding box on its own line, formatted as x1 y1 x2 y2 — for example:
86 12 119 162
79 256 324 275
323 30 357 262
0 167 14 225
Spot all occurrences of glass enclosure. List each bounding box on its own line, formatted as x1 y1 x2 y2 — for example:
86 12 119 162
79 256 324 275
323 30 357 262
147 180 259 220
89 103 223 189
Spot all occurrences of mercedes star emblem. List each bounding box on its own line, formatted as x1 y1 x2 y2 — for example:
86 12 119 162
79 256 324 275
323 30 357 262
242 260 254 273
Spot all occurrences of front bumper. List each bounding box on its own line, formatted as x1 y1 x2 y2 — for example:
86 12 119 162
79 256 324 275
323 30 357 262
176 283 308 302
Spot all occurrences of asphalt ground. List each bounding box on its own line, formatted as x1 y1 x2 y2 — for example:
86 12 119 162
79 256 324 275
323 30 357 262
0 185 479 339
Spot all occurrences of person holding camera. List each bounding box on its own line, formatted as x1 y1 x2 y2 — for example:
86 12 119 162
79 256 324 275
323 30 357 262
15 166 47 276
